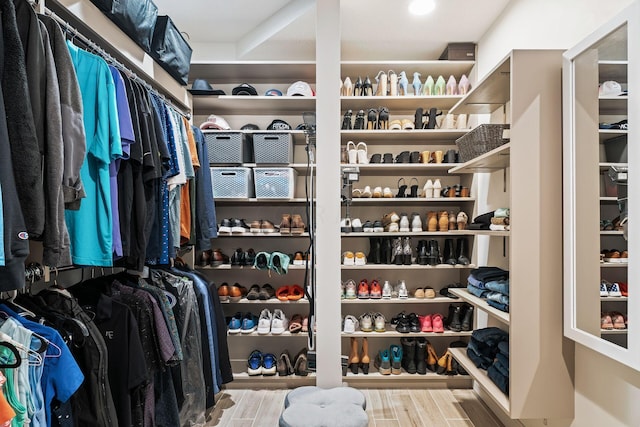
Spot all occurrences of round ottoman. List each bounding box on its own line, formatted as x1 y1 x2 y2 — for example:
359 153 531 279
279 386 368 427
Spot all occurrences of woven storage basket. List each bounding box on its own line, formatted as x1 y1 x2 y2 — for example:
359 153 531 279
455 124 510 162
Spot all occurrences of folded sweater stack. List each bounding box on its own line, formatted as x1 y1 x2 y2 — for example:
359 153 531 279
487 340 509 395
467 267 510 313
467 326 508 369
467 208 510 231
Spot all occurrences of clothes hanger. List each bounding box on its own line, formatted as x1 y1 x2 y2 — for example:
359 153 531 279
0 332 43 366
0 341 21 369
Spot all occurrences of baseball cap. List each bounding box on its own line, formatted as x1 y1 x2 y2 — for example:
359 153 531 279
265 88 283 96
188 79 226 95
232 83 258 96
267 119 292 131
287 81 314 97
599 81 625 97
200 114 231 130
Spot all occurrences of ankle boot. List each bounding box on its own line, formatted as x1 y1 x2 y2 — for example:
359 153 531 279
438 211 449 232
401 338 417 374
444 304 456 329
402 236 412 265
349 337 360 374
443 238 456 265
426 341 438 372
417 240 428 265
415 338 427 375
436 351 450 375
448 305 463 332
426 107 441 129
368 237 382 264
456 238 470 265
360 337 370 374
392 237 403 265
461 304 474 331
382 237 393 264
427 240 440 266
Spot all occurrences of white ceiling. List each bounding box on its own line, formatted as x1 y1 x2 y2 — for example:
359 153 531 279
154 0 512 61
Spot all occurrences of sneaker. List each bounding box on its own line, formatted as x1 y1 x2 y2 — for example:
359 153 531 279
290 214 305 234
362 220 374 232
419 314 433 332
247 350 263 376
399 213 410 232
280 214 291 234
344 279 357 299
343 251 355 265
340 281 346 299
373 312 386 332
261 219 277 233
257 309 272 334
382 280 392 299
372 220 384 233
262 353 277 376
360 312 373 332
382 211 400 227
227 312 243 334
369 279 382 299
397 280 408 299
259 284 276 300
232 218 250 234
250 220 262 233
354 251 367 266
411 213 423 232
375 349 391 375
385 221 400 233
340 218 352 233
609 282 622 297
390 344 403 374
271 309 289 334
352 218 364 232
600 281 610 297
357 279 370 299
343 315 359 333
241 313 258 334
218 218 233 235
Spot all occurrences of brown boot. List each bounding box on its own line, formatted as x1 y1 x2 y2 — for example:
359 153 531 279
426 340 438 372
280 214 291 234
291 214 305 234
360 337 370 374
349 337 360 374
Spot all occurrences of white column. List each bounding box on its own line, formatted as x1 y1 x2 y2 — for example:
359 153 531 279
315 0 342 388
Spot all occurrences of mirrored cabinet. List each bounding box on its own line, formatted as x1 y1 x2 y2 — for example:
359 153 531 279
563 1 639 369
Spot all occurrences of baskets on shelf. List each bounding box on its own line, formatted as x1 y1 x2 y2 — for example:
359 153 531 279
455 124 510 162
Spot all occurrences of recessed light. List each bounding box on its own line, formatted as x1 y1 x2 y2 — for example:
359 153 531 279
408 0 436 16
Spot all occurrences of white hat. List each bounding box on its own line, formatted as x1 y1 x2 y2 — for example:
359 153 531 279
287 81 314 97
200 114 231 130
599 81 624 97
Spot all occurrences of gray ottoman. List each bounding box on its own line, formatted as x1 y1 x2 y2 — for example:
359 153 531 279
279 386 368 427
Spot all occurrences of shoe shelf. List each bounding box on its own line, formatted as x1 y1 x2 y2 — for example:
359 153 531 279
214 198 315 205
340 60 476 81
598 129 627 142
210 163 313 174
600 231 624 235
340 129 467 143
448 230 510 237
343 370 472 382
449 56 511 115
342 164 463 175
600 197 619 202
449 347 510 415
341 330 472 338
598 60 628 81
349 197 475 204
447 288 510 325
447 143 511 174
601 262 628 268
341 264 475 271
340 231 476 237
198 264 310 271
598 96 627 115
341 96 462 114
599 162 628 171
600 329 628 335
600 296 628 301
229 331 311 338
227 372 316 389
222 298 310 305
189 61 316 84
192 95 316 116
341 296 456 304
216 232 311 238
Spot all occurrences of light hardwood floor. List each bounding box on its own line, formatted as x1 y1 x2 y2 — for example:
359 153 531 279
206 388 505 427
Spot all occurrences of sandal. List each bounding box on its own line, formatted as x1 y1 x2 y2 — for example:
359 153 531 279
346 141 357 164
611 311 627 329
457 212 468 230
289 314 303 333
356 142 369 164
302 316 309 332
601 312 614 330
276 285 290 301
408 178 419 198
602 220 614 231
288 284 305 301
396 178 407 198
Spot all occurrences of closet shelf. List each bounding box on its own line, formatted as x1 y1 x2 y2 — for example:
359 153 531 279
341 264 475 271
217 232 311 238
447 143 511 174
600 296 628 301
340 129 467 143
198 265 311 271
340 60 475 80
343 370 472 382
599 162 628 171
206 130 309 144
449 348 510 415
341 297 456 304
341 231 476 237
210 163 314 174
447 289 510 325
228 331 310 337
600 231 624 235
227 372 316 388
600 329 628 335
598 60 628 82
448 230 510 237
222 299 310 305
189 61 316 84
193 95 315 116
342 164 463 174
598 129 628 142
449 55 511 115
348 197 475 204
599 96 627 115
340 330 472 338
600 197 619 202
214 198 315 205
341 96 462 114
601 262 628 268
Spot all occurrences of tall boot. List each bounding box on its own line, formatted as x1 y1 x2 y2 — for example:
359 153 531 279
402 236 412 265
426 340 438 372
368 237 382 264
461 304 474 331
443 238 456 265
349 337 360 374
456 238 470 265
415 338 427 375
401 338 417 374
448 305 463 332
417 240 428 265
360 337 370 374
444 304 456 329
382 237 393 264
392 237 403 265
427 240 440 266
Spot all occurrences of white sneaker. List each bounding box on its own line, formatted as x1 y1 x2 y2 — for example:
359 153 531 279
423 180 434 198
411 213 422 232
373 312 386 332
352 218 363 232
354 251 367 266
433 179 442 198
340 218 352 233
271 309 288 334
362 185 372 198
343 315 359 333
600 281 609 297
347 141 357 164
343 251 355 265
345 279 357 299
609 282 622 297
257 309 272 334
382 281 392 299
360 313 373 332
399 214 410 232
397 280 408 299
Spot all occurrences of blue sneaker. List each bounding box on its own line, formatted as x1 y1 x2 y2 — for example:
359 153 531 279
600 281 610 297
375 348 391 375
247 350 263 376
390 344 403 375
609 282 622 297
228 312 243 334
262 353 277 376
242 313 258 333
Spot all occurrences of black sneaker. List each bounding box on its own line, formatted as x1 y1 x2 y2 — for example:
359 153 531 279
232 219 250 234
244 248 256 266
231 248 245 266
219 218 233 235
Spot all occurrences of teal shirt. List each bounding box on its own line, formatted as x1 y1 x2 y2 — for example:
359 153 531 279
65 42 122 266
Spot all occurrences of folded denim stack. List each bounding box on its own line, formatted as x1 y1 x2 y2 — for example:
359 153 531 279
487 340 509 395
467 208 510 231
467 267 510 313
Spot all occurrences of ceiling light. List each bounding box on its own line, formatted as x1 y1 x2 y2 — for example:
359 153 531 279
408 0 436 16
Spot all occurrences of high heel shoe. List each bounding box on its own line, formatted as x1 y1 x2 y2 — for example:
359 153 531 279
363 76 373 96
446 75 458 95
349 337 360 374
426 108 442 129
414 107 425 129
458 74 470 95
409 178 419 198
423 179 434 198
356 141 369 164
343 77 353 96
388 70 398 96
354 76 363 96
367 108 378 129
375 70 387 96
422 75 435 96
396 178 407 198
377 106 389 130
341 109 353 130
412 72 422 96
398 71 408 96
434 75 446 96
354 109 366 129
433 179 442 198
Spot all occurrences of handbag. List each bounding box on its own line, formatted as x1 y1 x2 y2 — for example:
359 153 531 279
150 16 193 85
90 0 158 52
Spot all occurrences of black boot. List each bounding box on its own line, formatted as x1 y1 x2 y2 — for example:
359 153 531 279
382 238 393 264
368 237 382 264
456 238 470 265
417 240 428 265
448 305 463 332
401 338 417 374
444 304 456 329
461 304 474 331
443 238 456 265
427 240 440 266
393 237 403 265
415 338 427 375
426 107 442 129
402 236 412 265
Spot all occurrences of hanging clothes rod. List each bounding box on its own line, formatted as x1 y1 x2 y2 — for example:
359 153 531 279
42 7 191 119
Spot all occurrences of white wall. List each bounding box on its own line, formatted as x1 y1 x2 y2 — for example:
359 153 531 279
478 1 640 426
